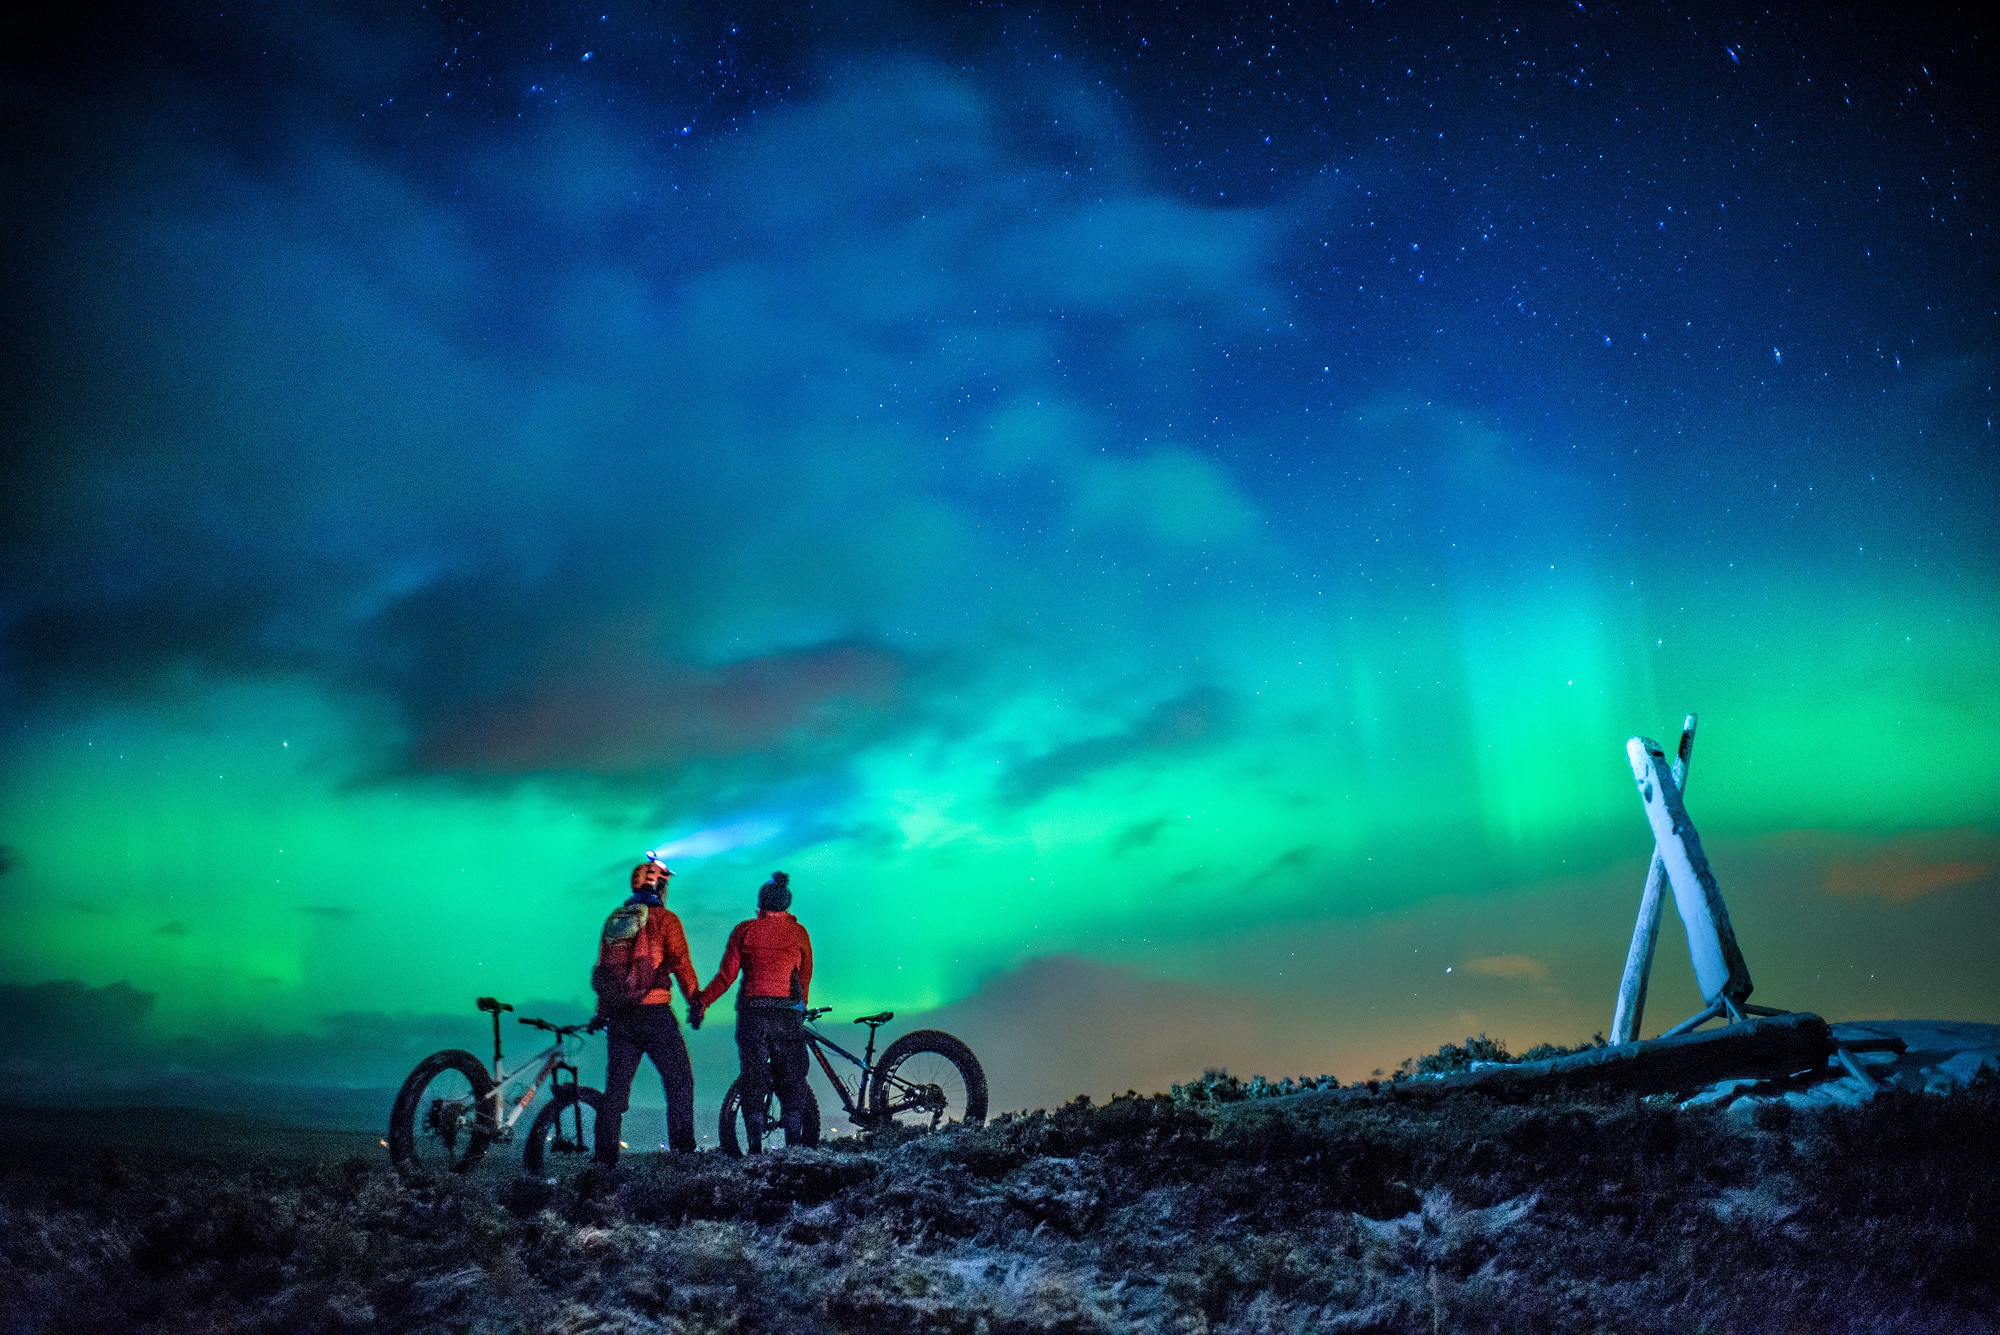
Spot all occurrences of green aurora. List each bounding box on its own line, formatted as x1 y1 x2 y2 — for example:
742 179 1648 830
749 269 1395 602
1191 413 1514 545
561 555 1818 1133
2 2 1995 1124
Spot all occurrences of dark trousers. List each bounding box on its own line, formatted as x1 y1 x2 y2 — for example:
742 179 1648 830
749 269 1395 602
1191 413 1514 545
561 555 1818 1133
736 1006 812 1150
597 1004 696 1163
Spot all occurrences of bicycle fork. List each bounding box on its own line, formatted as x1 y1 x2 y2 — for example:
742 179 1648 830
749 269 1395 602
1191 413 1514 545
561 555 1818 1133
553 1061 587 1153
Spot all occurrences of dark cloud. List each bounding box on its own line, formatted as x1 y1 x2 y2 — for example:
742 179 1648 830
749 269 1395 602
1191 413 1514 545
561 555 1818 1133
1109 818 1168 857
418 638 911 777
1 580 300 702
0 980 607 1127
998 687 1235 808
0 978 156 1059
1 12 1270 810
1824 842 1995 905
1243 845 1317 892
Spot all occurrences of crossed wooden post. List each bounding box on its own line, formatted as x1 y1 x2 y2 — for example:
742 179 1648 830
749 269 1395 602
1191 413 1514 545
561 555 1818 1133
1610 715 1786 1043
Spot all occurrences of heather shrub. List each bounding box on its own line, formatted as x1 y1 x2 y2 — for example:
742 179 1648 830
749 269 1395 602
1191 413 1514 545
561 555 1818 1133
1170 1070 1344 1105
1404 1031 1608 1078
4 1065 1998 1333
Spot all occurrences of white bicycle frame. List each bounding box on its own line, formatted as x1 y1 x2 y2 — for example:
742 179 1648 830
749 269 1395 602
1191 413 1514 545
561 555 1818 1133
463 1000 586 1144
481 1036 576 1141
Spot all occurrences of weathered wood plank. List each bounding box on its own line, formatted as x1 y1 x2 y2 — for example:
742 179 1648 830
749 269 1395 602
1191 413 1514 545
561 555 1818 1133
1406 1012 1833 1099
1834 1048 1881 1090
1611 714 1695 1043
1227 1014 1837 1115
1627 735 1753 1005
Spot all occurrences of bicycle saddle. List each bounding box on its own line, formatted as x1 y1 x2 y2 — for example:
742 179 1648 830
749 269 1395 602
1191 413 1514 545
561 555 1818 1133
854 1011 894 1026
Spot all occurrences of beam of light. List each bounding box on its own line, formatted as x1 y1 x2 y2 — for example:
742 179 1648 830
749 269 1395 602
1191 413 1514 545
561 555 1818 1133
649 816 789 864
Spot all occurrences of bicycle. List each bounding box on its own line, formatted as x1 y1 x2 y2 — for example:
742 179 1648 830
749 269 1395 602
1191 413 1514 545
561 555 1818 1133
387 996 603 1176
717 1007 986 1155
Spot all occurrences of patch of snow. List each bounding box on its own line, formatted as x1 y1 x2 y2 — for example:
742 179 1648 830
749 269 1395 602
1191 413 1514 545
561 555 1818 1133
1680 1077 1760 1109
1933 1050 2000 1086
1781 1075 1874 1111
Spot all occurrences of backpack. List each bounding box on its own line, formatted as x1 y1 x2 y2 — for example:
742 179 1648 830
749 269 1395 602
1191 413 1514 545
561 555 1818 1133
592 902 661 1010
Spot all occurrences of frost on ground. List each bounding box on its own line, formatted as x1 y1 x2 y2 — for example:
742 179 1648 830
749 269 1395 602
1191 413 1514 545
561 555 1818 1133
3 1069 1998 1333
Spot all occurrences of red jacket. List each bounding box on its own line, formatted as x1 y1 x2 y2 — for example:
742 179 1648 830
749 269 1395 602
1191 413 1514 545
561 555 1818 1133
634 904 701 1010
699 910 813 1008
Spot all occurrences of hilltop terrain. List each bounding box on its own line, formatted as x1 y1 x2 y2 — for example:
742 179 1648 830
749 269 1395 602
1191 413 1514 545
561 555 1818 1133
4 1056 1997 1334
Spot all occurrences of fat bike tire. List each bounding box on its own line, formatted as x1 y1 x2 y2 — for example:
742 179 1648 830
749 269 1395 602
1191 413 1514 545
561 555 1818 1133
718 1078 821 1156
522 1085 606 1176
868 1030 987 1130
388 1048 496 1174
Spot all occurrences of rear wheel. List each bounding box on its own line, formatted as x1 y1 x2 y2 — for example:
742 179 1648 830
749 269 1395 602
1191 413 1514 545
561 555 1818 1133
868 1030 986 1130
718 1078 821 1155
522 1085 605 1176
389 1049 495 1173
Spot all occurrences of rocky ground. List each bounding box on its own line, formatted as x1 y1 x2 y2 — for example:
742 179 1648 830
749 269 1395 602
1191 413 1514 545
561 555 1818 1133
1685 1019 2000 1114
3 1053 1998 1333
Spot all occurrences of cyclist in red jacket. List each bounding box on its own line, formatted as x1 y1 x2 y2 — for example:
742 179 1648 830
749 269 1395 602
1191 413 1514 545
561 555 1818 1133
694 871 814 1152
589 857 702 1164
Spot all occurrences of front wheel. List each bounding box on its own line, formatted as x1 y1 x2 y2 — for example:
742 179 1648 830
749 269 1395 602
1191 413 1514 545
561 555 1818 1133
868 1030 987 1130
389 1049 495 1173
718 1078 821 1156
522 1085 605 1176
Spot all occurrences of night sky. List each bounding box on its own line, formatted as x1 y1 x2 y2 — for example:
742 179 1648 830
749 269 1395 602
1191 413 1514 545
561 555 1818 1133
3 1 1995 1131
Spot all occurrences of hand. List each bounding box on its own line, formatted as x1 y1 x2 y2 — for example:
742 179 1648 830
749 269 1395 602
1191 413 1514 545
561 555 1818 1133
687 1000 705 1031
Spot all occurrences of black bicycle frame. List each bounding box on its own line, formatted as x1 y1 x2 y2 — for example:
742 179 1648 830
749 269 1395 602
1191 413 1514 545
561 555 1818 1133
803 1024 878 1125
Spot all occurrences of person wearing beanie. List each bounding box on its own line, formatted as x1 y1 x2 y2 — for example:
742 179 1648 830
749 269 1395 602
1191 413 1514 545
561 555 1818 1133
695 871 815 1152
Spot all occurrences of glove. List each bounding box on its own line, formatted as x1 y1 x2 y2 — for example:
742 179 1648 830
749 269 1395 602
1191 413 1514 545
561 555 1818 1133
687 1000 706 1031
586 1014 606 1035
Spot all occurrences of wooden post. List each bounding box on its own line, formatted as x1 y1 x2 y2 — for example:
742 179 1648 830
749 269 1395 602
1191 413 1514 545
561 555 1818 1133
1626 736 1753 1007
1610 715 1695 1044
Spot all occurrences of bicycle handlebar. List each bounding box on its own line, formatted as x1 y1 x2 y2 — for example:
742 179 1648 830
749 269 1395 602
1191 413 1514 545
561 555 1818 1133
517 1016 589 1037
805 1006 832 1021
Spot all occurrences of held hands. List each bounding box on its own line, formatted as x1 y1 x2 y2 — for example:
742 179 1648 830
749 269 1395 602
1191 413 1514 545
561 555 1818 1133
687 999 706 1031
